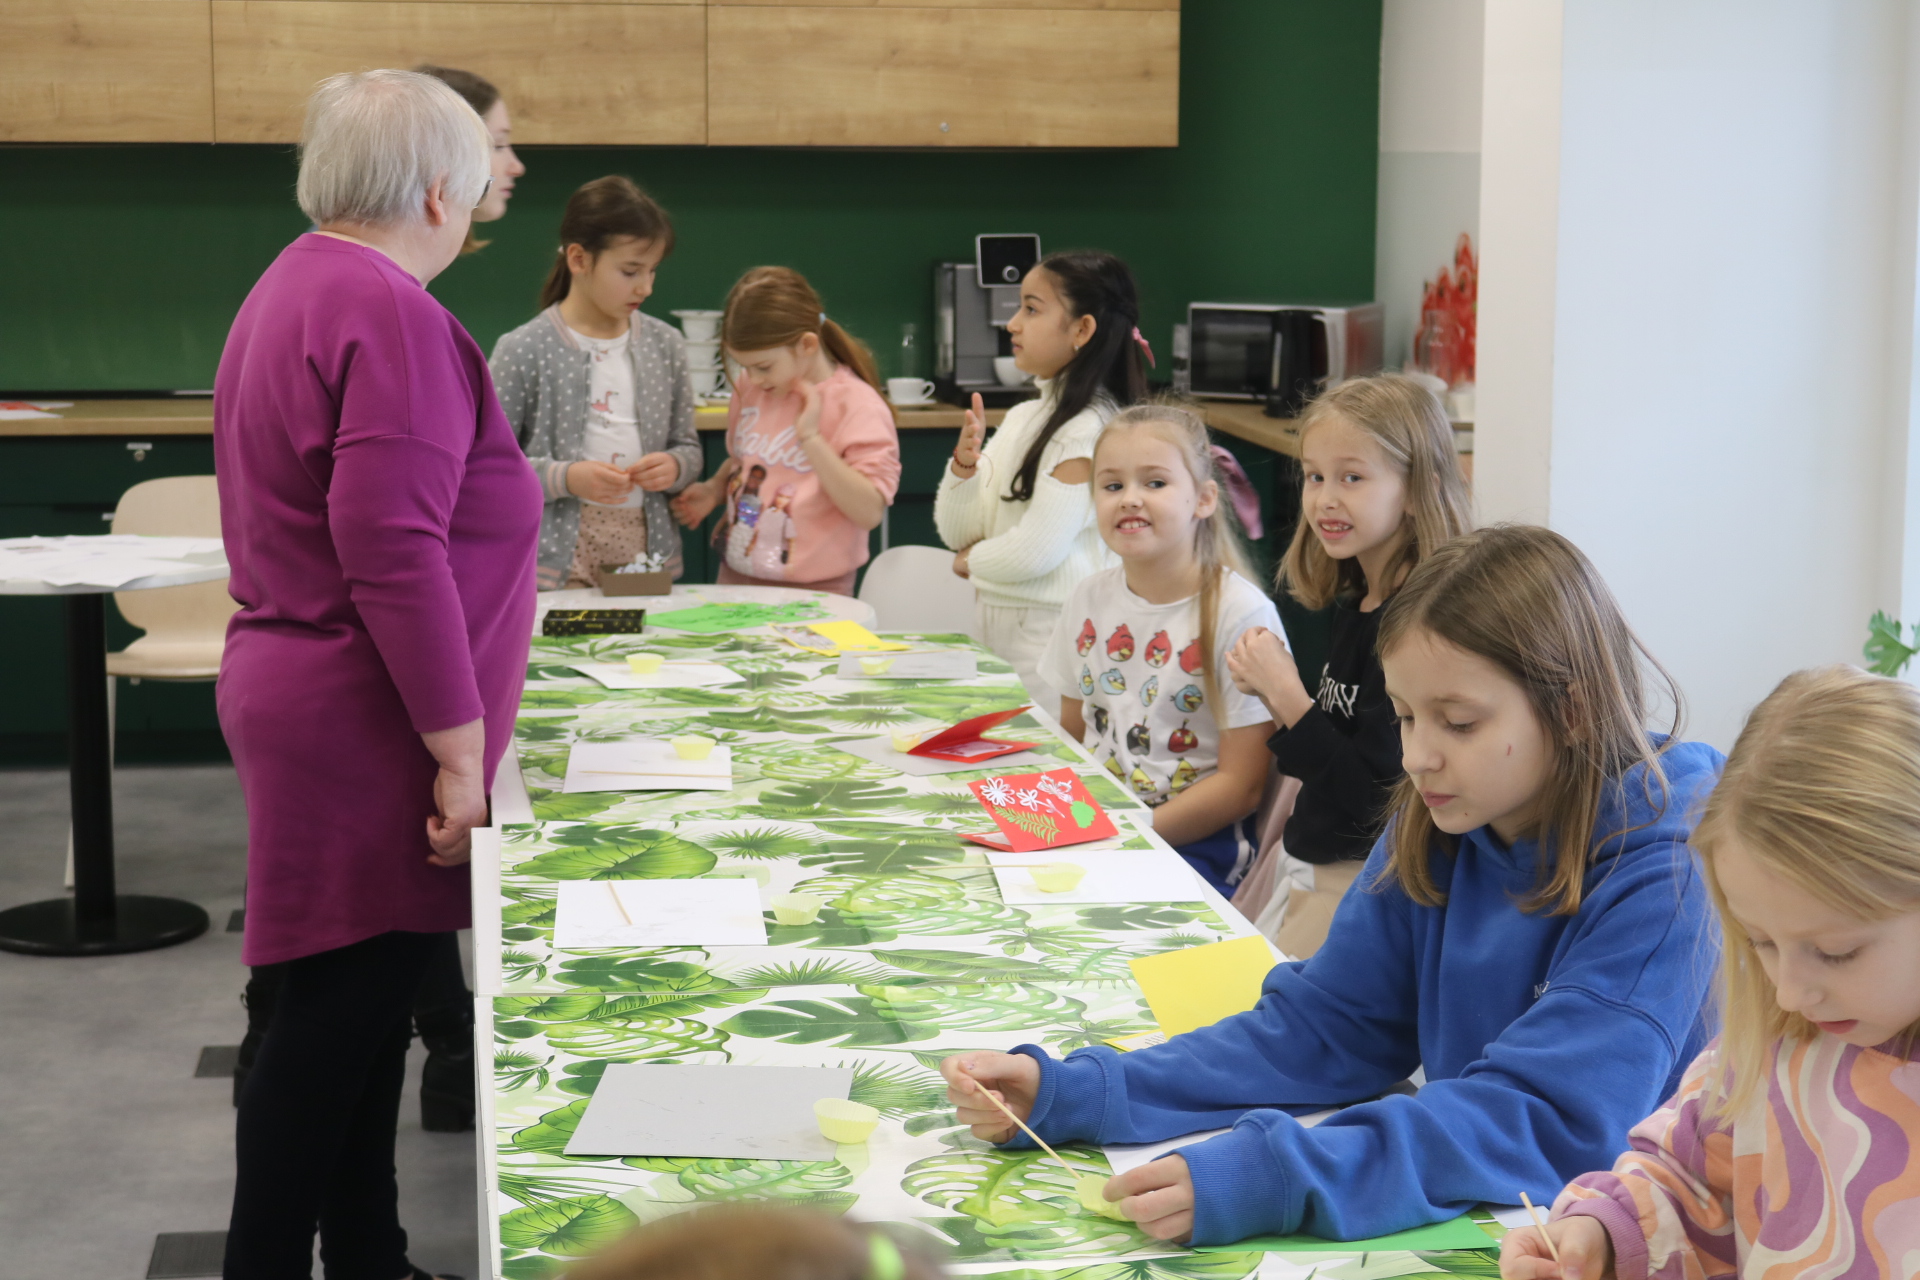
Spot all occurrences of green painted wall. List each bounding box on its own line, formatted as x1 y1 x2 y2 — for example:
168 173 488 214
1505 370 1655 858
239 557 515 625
0 1 1382 392
0 0 1377 763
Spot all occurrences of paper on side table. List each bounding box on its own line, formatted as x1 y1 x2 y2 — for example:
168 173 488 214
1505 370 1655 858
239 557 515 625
562 740 734 792
565 1064 853 1160
552 878 767 948
988 849 1205 904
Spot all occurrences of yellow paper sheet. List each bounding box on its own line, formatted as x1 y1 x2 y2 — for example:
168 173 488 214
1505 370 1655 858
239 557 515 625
1127 934 1280 1038
806 621 912 652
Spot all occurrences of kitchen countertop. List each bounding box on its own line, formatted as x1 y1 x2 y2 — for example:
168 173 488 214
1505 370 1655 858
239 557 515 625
2 397 1469 461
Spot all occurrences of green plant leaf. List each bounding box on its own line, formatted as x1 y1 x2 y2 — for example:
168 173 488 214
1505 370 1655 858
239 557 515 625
869 949 1062 982
749 779 918 818
556 954 734 993
719 995 938 1046
798 828 973 875
845 1059 948 1116
1865 610 1920 676
512 1098 593 1154
517 828 718 880
701 826 821 860
542 1014 732 1060
860 982 1089 1034
671 1157 856 1202
728 957 899 987
497 1194 638 1256
966 1256 1264 1280
1074 905 1206 932
765 905 897 949
500 1254 569 1280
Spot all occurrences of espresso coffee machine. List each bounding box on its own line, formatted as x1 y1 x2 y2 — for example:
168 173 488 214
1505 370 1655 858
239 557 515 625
934 233 1042 407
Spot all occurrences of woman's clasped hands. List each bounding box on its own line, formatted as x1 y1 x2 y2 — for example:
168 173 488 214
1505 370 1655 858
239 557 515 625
938 1051 1199 1243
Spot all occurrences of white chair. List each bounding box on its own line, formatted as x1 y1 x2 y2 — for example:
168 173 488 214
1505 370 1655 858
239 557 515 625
107 475 234 680
858 544 978 637
64 477 234 888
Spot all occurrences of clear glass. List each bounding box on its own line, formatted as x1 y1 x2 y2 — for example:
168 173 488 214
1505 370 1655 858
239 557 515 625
898 322 922 379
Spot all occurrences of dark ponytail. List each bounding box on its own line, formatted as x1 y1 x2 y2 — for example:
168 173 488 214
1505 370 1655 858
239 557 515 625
539 176 675 310
1006 250 1148 503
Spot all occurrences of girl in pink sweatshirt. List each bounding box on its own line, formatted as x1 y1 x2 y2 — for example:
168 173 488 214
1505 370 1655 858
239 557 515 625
670 267 899 596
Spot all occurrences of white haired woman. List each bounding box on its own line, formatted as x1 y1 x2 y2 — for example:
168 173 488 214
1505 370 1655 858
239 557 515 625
214 69 540 1278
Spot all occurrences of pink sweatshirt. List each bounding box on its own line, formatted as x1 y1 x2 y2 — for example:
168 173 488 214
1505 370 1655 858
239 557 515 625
1554 1033 1920 1279
719 367 899 587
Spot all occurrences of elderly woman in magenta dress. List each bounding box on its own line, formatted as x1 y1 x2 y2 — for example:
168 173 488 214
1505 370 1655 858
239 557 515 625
213 69 540 1279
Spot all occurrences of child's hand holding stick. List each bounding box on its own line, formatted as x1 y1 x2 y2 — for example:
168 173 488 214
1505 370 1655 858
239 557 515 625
1497 1194 1615 1280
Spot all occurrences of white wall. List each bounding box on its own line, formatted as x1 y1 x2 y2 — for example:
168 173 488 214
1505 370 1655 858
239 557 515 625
1376 0 1483 371
1476 0 1920 749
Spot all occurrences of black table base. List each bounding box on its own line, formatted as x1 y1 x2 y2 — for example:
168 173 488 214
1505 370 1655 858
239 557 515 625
0 591 210 956
0 894 208 956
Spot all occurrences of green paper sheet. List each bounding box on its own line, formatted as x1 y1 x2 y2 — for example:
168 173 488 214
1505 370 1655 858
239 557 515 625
645 600 830 633
1196 1214 1497 1253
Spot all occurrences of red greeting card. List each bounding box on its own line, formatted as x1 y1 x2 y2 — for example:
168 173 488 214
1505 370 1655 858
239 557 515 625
964 767 1118 851
911 706 1038 764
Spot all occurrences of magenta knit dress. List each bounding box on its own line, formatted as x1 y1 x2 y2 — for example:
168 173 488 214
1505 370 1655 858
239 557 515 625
214 233 542 967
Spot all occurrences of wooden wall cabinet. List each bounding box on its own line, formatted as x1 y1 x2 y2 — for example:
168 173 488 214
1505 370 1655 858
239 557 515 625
707 4 1178 148
0 0 216 142
3 0 1177 147
209 1 707 144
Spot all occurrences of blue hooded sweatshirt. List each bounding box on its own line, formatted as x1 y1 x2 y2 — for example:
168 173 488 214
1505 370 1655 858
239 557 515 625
1006 739 1723 1245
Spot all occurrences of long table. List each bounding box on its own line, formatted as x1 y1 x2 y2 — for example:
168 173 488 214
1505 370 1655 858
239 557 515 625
472 623 1505 1279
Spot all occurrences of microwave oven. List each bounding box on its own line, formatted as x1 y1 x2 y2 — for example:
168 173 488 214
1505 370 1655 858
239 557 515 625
1184 303 1384 411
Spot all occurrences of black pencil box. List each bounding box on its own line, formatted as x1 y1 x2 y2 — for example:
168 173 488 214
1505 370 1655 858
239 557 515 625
541 609 647 637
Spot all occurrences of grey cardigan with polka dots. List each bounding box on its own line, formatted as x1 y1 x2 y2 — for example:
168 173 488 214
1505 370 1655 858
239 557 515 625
490 306 704 589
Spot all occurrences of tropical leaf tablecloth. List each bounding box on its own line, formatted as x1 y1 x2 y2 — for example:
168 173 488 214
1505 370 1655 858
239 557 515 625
477 629 1505 1279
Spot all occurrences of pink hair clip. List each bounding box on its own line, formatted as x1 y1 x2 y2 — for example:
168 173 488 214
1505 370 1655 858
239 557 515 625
1131 326 1156 368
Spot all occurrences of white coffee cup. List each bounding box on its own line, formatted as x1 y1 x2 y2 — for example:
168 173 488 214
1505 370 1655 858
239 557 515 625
690 368 723 396
682 339 721 369
887 377 936 405
672 309 722 342
994 356 1031 387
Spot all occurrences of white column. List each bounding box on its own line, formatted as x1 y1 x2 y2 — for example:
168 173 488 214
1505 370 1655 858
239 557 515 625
1474 1 1920 746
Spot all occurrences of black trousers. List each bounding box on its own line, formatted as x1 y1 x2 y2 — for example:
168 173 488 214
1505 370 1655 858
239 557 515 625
246 930 472 1045
225 930 440 1280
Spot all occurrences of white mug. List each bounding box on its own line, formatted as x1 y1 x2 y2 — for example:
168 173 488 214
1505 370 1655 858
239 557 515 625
672 309 722 342
887 377 936 405
690 368 723 396
993 356 1031 388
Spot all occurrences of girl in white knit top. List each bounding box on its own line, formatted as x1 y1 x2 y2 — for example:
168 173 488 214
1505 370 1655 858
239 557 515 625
935 251 1149 701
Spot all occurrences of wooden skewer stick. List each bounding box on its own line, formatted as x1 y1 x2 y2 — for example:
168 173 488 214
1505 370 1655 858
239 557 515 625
1519 1192 1562 1268
960 1069 1078 1181
606 882 633 926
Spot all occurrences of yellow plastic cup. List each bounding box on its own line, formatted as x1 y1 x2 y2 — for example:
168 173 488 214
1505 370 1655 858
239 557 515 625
814 1097 880 1145
890 731 924 753
626 653 665 674
1077 1173 1127 1220
859 657 895 675
1029 863 1087 893
770 893 823 926
669 735 715 761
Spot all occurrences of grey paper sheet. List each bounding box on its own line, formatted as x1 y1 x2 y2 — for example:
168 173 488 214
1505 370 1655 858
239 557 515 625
834 650 978 680
565 1064 855 1160
829 734 1047 777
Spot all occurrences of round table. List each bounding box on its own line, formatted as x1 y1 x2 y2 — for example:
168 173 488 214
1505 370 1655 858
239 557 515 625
0 544 227 955
534 582 877 636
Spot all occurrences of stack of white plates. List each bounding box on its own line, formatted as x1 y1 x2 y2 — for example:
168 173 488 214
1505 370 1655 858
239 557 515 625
671 309 726 401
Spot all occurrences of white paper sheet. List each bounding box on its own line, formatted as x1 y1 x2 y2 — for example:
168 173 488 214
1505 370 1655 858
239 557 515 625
552 878 768 948
834 650 978 680
829 734 1047 777
565 1064 853 1160
568 661 742 690
987 849 1205 904
562 740 734 792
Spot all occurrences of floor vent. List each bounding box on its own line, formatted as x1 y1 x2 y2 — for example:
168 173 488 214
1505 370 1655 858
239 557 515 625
148 1231 226 1278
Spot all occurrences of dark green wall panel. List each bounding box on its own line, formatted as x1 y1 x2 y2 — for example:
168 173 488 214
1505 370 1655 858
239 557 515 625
0 2 1381 393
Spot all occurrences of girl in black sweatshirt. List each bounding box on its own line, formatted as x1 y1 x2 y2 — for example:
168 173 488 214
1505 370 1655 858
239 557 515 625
1226 375 1472 956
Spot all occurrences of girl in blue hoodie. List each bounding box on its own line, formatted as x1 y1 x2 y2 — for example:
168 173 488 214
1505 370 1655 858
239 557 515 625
940 524 1724 1246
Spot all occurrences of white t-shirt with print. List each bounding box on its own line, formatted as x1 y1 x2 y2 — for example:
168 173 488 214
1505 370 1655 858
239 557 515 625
570 324 643 508
1039 567 1284 807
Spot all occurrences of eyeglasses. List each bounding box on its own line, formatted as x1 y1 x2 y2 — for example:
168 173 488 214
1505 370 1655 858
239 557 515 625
475 175 494 209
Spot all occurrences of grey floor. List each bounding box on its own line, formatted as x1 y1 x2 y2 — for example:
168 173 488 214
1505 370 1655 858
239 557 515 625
0 765 479 1280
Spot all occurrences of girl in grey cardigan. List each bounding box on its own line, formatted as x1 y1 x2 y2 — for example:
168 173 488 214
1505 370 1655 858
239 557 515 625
490 177 701 589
